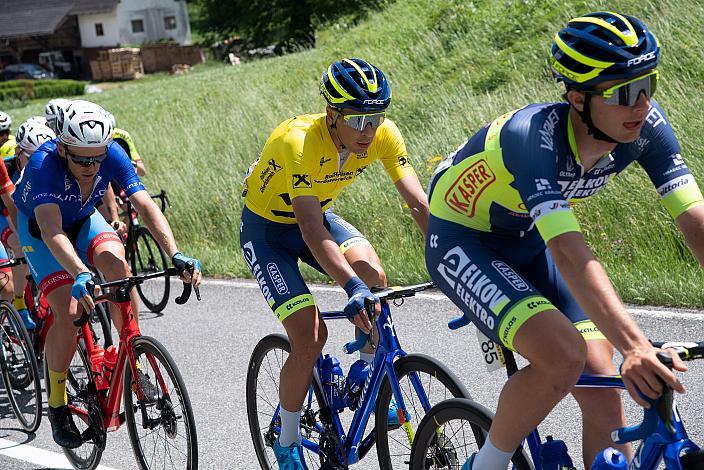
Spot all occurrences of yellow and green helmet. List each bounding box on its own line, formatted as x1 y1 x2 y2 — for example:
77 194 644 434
319 58 391 113
550 12 660 89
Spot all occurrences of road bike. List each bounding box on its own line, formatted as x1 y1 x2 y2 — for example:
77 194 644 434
50 267 200 470
410 338 704 469
247 282 472 469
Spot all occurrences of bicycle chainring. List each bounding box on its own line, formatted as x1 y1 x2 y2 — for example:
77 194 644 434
319 430 347 469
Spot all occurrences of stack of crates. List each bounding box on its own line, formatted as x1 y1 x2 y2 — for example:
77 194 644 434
89 48 144 81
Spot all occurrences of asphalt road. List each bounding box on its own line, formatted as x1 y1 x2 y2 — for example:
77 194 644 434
1 278 703 469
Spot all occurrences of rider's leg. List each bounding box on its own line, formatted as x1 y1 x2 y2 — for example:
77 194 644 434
90 238 135 334
44 284 80 407
279 305 328 446
572 338 629 467
0 240 14 302
7 231 34 328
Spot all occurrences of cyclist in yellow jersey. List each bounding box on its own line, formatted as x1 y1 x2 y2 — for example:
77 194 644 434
426 13 694 469
240 58 428 468
0 112 16 159
109 113 147 176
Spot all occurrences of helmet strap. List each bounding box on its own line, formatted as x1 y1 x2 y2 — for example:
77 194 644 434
574 93 619 144
328 110 346 150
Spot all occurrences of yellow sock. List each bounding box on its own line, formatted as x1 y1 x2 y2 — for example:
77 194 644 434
48 369 68 408
12 295 26 311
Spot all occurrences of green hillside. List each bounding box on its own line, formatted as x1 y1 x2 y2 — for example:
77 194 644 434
6 0 704 306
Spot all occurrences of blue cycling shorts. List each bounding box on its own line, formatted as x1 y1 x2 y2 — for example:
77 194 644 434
239 205 371 322
425 214 604 350
18 210 122 296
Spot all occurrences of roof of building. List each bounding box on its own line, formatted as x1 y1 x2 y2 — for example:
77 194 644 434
0 0 118 39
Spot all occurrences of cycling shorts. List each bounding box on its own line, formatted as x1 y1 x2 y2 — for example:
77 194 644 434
240 205 371 322
425 214 604 350
18 210 121 296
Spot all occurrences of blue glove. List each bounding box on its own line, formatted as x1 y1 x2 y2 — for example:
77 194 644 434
343 276 377 321
71 272 93 301
172 252 201 274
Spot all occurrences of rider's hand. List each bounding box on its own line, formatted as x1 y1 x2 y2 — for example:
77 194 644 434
620 344 687 408
71 272 95 314
343 276 378 334
172 252 202 287
111 220 127 240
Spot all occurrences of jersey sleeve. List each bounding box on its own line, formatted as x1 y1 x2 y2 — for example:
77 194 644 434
501 107 581 241
107 142 144 196
636 102 704 219
375 119 416 183
0 158 14 195
284 129 318 200
113 128 141 161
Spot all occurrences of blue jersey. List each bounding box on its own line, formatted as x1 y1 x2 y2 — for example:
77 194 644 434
14 139 144 227
428 100 704 241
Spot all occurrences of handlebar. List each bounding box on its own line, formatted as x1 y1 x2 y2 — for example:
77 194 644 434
150 190 171 213
0 257 26 270
342 282 436 354
72 267 201 327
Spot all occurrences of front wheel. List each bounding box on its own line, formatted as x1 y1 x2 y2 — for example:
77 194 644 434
409 398 533 470
375 353 472 469
123 336 198 469
130 227 170 313
0 301 42 432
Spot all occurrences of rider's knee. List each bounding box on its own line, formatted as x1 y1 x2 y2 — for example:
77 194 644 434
524 321 586 393
285 308 328 363
574 386 623 423
355 261 387 288
94 249 130 278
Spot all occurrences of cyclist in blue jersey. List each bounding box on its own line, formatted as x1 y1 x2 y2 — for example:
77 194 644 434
425 12 697 469
14 100 202 449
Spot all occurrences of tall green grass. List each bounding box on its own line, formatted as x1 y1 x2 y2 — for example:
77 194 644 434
5 0 704 306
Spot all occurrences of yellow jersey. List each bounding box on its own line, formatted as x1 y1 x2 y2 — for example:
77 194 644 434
243 114 415 224
0 135 16 159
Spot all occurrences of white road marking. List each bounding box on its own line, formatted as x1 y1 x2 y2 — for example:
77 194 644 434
0 437 121 469
201 278 704 320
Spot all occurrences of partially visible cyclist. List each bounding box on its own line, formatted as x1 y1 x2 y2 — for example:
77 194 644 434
240 58 429 468
425 12 696 469
0 111 16 158
14 100 201 449
44 98 72 134
108 112 147 177
0 120 58 330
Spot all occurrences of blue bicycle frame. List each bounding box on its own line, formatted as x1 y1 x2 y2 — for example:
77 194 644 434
268 287 435 466
523 374 700 470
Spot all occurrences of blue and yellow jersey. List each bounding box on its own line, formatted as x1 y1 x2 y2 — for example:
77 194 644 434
0 135 16 159
428 101 704 241
243 113 415 224
112 128 141 162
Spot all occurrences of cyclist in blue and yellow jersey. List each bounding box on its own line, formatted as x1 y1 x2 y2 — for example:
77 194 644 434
14 100 202 449
0 120 58 330
240 58 429 468
0 111 16 159
425 12 696 469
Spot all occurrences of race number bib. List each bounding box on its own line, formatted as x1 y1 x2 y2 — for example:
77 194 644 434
476 329 506 372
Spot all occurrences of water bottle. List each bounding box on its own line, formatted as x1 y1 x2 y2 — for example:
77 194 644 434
345 359 370 408
540 435 575 470
89 345 107 390
102 345 118 384
591 447 627 470
320 354 347 410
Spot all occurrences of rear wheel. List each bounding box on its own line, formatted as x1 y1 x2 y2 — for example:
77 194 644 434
246 334 325 469
409 398 533 470
123 336 198 469
130 227 170 313
375 354 472 469
0 301 41 432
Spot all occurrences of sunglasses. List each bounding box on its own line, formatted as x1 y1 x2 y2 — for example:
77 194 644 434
336 110 385 131
587 70 659 107
65 146 108 167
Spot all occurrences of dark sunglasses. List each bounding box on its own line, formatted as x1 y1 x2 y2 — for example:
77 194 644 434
65 146 108 167
586 70 659 107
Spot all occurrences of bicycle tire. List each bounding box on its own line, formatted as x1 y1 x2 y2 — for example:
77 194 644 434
409 398 533 470
50 341 105 470
246 334 326 469
374 353 473 469
130 227 170 313
123 335 198 470
0 301 42 432
681 449 704 470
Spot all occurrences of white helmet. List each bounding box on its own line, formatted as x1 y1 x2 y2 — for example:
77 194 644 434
16 122 56 153
0 112 11 131
26 115 47 126
106 112 116 128
57 100 113 148
44 98 71 131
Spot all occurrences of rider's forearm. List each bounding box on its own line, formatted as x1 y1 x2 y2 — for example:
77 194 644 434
135 160 146 177
548 232 651 354
139 204 178 258
299 222 356 287
409 201 429 236
42 230 89 277
676 205 704 266
101 186 120 222
395 175 429 236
